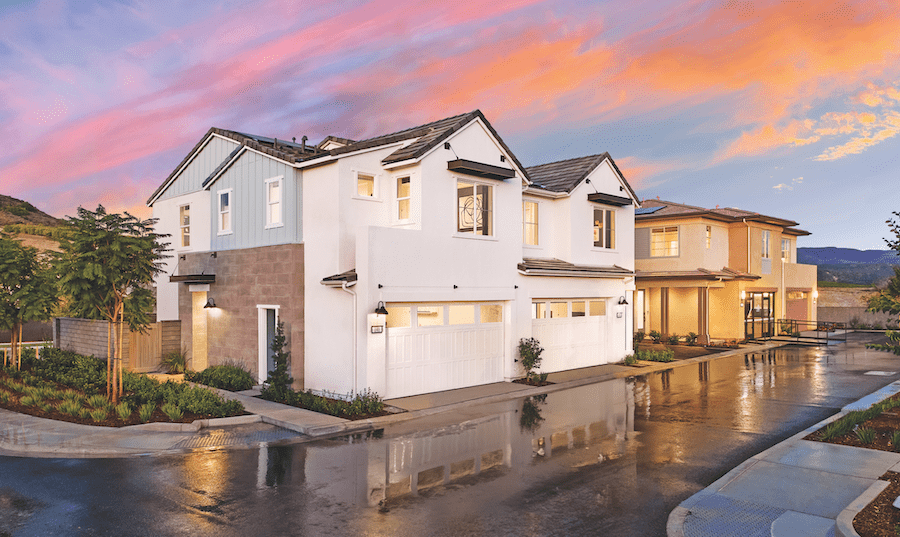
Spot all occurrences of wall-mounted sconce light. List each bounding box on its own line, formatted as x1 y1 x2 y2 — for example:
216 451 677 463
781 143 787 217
179 255 186 260
210 252 217 258
203 298 217 309
374 301 389 316
618 296 628 305
500 155 506 162
812 289 819 303
740 290 746 301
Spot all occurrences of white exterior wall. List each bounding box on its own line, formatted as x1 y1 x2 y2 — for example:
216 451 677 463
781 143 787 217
152 190 211 321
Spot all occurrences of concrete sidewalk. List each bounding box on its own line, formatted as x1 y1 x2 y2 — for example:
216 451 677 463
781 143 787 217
0 342 782 458
668 381 900 537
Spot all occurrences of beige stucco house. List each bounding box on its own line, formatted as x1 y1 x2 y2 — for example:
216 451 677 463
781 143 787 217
634 200 817 342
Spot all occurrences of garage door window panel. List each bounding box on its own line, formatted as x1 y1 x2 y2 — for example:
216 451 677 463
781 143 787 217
480 305 502 323
550 302 568 318
533 303 547 319
386 307 411 328
589 301 606 316
416 306 444 327
449 305 475 325
572 301 586 317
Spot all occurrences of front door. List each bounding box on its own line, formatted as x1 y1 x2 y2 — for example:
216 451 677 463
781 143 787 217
257 305 279 384
744 293 774 340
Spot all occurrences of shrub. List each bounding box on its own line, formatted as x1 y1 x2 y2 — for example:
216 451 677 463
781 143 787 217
667 334 680 345
89 408 107 422
161 402 184 421
517 337 545 383
58 400 82 416
686 332 698 345
115 402 132 421
636 349 675 363
185 363 254 392
19 395 37 407
160 350 187 374
623 354 638 366
260 321 294 403
855 427 876 444
633 331 645 349
139 403 155 423
649 330 662 344
87 394 108 409
891 430 900 451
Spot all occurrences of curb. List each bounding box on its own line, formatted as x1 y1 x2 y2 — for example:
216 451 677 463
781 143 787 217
836 480 891 537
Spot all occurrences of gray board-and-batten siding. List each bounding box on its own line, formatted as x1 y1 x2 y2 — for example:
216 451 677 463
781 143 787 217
156 136 240 202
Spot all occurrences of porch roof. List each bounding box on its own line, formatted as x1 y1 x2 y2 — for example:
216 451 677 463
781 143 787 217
518 258 633 278
635 267 760 281
321 269 357 286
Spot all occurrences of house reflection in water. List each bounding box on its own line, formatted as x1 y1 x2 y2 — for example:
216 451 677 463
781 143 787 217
285 377 636 507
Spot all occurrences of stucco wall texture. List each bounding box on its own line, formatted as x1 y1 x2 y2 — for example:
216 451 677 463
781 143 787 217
177 243 305 387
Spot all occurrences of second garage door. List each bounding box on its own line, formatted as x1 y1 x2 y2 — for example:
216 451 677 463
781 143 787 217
532 298 609 373
385 303 505 399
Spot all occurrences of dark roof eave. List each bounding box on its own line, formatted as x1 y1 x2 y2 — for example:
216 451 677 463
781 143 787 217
170 274 216 284
447 159 516 180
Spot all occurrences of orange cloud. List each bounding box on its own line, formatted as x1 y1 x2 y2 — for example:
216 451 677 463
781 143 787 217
717 120 820 161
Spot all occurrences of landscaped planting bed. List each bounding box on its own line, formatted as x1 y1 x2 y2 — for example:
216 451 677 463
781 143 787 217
0 348 245 427
854 471 900 537
259 388 391 421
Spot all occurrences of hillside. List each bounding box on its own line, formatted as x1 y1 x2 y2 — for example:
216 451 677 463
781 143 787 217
798 247 899 286
0 194 64 226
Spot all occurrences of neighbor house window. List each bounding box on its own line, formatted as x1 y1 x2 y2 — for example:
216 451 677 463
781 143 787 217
706 226 711 249
218 189 232 234
523 200 538 245
179 204 190 248
397 176 411 220
593 208 615 249
651 226 678 256
457 180 492 236
265 176 282 228
781 239 790 261
761 230 770 258
357 172 375 197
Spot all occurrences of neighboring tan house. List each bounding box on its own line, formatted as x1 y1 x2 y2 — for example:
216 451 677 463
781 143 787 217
147 110 640 399
634 200 817 342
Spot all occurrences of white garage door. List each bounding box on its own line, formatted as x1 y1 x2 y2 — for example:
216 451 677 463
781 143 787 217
531 299 609 373
386 303 504 399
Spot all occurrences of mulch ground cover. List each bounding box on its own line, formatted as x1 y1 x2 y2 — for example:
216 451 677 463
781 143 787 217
512 378 553 387
804 393 900 452
854 471 900 537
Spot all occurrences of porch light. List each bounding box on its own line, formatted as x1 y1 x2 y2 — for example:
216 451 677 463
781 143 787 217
740 290 746 301
203 298 217 309
374 301 389 316
618 296 628 305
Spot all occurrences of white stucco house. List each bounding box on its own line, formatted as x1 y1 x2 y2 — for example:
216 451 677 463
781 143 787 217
147 110 639 399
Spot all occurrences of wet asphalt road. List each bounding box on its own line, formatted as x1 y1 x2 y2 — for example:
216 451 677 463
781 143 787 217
1 335 899 536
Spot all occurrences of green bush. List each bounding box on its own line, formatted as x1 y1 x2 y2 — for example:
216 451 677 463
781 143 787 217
636 349 675 363
633 331 645 344
623 354 638 366
139 403 155 423
517 337 545 383
649 330 662 344
260 321 294 402
855 427 876 444
160 350 187 374
667 334 680 345
29 348 106 395
686 332 698 345
115 402 132 421
185 364 254 392
161 402 184 421
89 408 107 422
58 400 82 416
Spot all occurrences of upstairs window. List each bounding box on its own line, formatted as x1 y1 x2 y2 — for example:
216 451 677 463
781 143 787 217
265 176 283 228
397 176 411 220
706 226 711 248
457 180 492 236
651 226 678 257
357 172 375 197
179 204 190 247
781 238 790 261
593 208 616 249
218 189 232 234
761 230 770 258
523 200 538 245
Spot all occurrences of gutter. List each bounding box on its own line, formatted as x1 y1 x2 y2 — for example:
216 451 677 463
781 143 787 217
743 218 751 273
340 281 358 396
517 269 634 278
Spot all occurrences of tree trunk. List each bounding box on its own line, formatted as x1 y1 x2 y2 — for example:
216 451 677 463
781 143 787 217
117 309 124 402
17 324 22 370
107 321 112 398
9 321 19 370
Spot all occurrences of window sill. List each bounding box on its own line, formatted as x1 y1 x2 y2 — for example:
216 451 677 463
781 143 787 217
591 247 619 253
523 244 541 249
217 230 233 236
352 195 382 203
265 223 284 230
453 233 498 242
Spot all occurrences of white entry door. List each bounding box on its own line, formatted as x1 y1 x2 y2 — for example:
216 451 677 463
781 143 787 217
385 303 504 399
531 299 608 373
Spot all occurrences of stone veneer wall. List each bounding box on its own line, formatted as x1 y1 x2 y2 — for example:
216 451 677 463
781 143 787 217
54 318 182 367
177 243 304 387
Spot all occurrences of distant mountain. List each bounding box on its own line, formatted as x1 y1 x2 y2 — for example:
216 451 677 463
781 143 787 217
0 194 63 226
798 247 900 286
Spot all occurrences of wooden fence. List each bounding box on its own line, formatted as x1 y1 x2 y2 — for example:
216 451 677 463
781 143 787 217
54 318 181 372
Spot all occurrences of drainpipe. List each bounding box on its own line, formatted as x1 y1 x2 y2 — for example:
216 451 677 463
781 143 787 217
340 281 358 395
743 218 750 273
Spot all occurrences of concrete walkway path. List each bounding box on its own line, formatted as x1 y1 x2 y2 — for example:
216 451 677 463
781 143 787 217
0 342 782 458
668 381 900 537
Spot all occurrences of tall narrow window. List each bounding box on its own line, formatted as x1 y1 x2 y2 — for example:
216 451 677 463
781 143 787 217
781 238 790 261
523 200 538 245
457 180 492 236
265 177 282 228
651 226 678 256
761 230 770 258
357 173 375 197
397 176 411 220
706 226 711 248
593 208 616 249
179 205 190 247
218 189 232 234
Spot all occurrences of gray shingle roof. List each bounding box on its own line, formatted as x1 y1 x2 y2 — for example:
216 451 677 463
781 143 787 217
524 153 638 202
637 199 802 228
517 258 633 277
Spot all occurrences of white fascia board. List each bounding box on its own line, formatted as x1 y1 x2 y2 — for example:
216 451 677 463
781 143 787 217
203 146 247 191
600 157 641 206
517 269 634 278
148 132 223 206
523 186 568 199
294 141 409 170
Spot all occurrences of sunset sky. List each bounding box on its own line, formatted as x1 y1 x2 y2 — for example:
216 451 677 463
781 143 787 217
2 0 899 249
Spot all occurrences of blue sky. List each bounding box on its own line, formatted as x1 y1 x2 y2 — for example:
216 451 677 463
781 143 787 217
1 0 899 249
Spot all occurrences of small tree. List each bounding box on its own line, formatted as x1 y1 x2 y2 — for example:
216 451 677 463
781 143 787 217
0 234 56 369
518 337 546 384
57 206 168 403
261 321 294 402
867 212 900 354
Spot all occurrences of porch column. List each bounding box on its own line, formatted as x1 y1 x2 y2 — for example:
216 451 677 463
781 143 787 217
660 287 669 336
697 287 709 345
191 288 209 371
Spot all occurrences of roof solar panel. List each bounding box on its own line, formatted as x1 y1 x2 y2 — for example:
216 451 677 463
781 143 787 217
635 206 664 215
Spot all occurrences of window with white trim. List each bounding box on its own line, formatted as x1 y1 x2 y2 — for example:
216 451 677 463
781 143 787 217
761 230 770 259
593 208 615 249
265 176 282 228
651 226 678 256
397 176 411 221
357 172 376 198
179 204 190 248
217 189 232 234
523 200 538 245
457 180 492 236
781 238 790 261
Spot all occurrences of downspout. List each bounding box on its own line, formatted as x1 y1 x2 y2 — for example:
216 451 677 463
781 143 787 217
340 281 358 395
743 218 750 273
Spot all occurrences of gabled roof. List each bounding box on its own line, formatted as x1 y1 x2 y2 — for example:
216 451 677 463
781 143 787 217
517 258 633 278
524 153 639 202
636 199 806 230
635 267 760 281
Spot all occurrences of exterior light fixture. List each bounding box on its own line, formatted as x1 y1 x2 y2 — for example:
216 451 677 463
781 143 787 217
618 296 628 305
203 298 217 309
374 301 389 316
740 290 746 301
